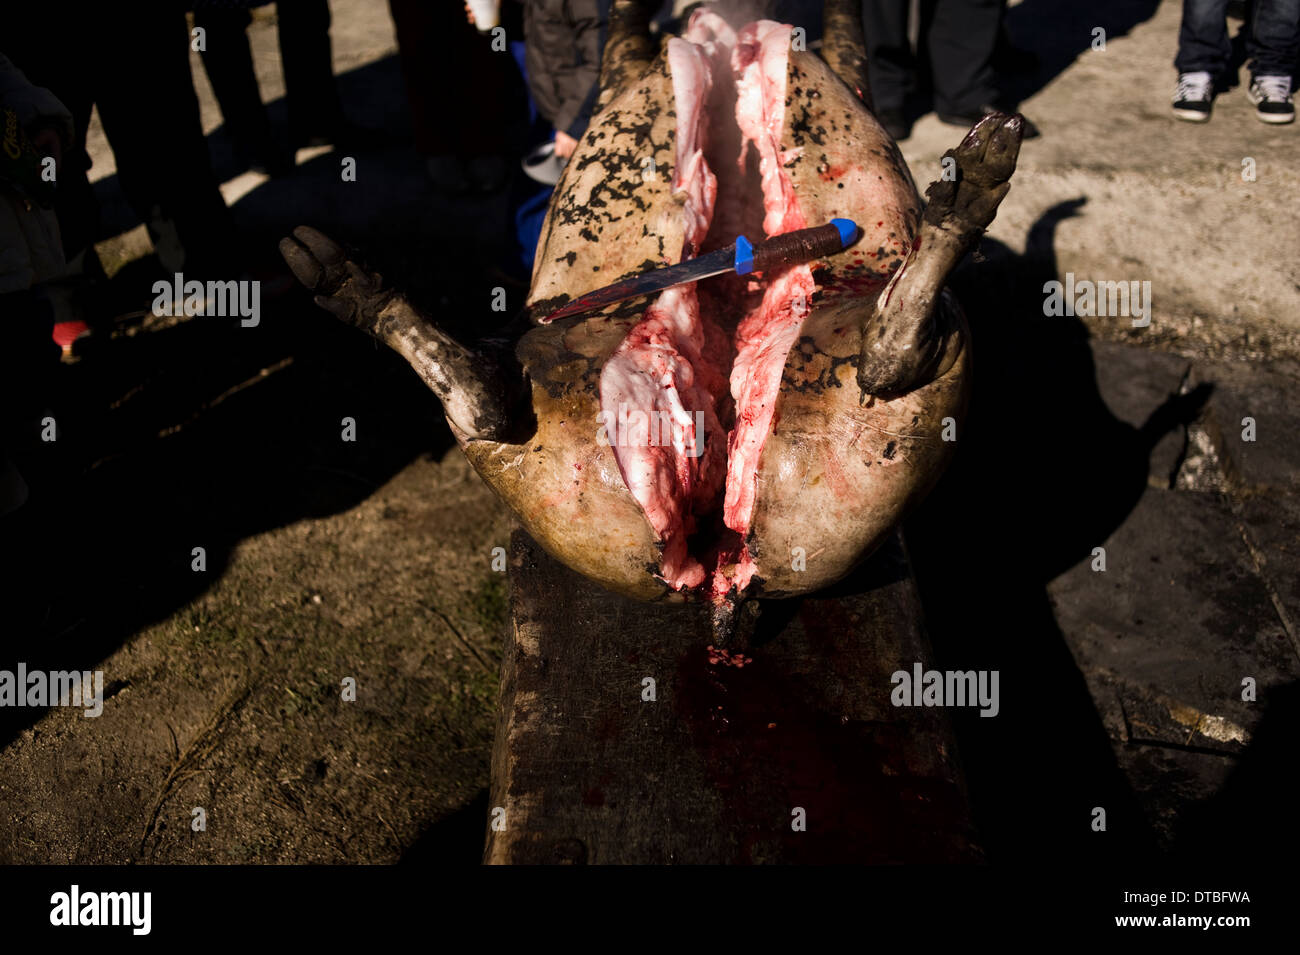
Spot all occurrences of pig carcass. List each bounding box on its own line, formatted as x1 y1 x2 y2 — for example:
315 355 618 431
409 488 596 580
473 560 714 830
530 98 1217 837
280 0 1024 638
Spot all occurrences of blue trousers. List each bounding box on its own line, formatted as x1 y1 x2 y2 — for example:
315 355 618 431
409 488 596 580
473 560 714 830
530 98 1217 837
1175 0 1300 77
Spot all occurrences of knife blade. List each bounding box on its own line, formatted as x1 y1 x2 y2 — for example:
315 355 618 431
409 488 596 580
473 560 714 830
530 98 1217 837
540 218 860 323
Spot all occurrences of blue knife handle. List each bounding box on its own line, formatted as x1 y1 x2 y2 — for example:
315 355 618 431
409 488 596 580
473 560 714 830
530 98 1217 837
733 219 859 276
734 235 755 275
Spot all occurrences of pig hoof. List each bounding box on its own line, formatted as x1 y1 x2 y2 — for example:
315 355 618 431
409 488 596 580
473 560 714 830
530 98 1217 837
279 225 394 329
921 111 1023 239
856 112 1024 400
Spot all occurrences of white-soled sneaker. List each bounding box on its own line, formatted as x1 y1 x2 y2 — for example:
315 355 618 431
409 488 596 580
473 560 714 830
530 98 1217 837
1247 75 1295 124
1172 71 1214 122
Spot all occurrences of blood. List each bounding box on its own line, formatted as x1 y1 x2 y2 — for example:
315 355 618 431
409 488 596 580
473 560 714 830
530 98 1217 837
706 645 754 668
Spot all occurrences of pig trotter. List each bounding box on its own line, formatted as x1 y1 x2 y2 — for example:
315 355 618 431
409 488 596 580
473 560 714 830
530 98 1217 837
822 0 873 111
856 112 1024 399
280 226 530 442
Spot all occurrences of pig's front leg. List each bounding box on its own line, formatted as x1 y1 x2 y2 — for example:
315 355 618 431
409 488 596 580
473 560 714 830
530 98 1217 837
857 113 1024 399
280 226 530 441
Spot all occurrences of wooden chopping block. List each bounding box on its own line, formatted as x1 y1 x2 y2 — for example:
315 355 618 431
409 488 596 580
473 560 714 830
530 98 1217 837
484 526 982 864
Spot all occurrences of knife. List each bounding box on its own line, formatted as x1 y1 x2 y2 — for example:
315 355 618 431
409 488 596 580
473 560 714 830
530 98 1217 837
540 218 860 323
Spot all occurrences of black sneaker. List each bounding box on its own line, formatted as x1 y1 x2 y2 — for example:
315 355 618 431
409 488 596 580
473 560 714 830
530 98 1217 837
1247 75 1295 124
1172 71 1214 122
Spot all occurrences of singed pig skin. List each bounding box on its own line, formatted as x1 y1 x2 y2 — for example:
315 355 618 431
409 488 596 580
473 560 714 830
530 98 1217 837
460 310 678 602
530 67 689 310
531 49 920 313
769 53 920 285
455 291 968 602
747 293 969 596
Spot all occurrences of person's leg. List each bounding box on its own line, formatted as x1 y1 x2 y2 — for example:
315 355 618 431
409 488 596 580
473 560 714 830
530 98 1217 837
387 0 453 157
927 0 1001 118
1245 0 1300 77
1243 0 1297 121
1174 0 1234 76
861 0 914 114
93 4 237 275
387 0 515 190
276 0 347 146
194 7 276 167
0 287 60 483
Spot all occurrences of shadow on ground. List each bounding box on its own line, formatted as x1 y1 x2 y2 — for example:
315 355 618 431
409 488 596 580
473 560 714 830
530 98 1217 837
999 0 1162 107
400 788 490 864
903 199 1231 864
0 54 532 753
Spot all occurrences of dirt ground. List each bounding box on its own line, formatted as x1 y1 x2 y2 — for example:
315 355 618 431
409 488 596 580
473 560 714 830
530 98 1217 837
1 0 1297 864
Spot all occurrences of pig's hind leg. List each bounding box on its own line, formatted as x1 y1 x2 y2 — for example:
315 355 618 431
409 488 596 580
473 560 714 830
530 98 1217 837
822 0 874 111
596 0 659 113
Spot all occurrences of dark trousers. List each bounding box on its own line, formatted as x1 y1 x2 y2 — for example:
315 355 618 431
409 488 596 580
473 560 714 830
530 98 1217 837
0 289 58 449
862 0 1001 115
195 0 345 150
1175 0 1300 77
8 1 235 275
387 0 512 156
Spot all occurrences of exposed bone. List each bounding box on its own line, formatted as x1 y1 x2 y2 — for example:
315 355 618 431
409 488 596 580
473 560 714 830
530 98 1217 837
857 112 1024 398
279 226 530 442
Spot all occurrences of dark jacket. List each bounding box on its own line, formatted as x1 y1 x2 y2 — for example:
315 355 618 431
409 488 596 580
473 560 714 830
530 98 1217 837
524 0 608 139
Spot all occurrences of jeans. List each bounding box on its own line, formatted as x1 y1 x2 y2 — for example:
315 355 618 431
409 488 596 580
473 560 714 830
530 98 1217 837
1175 0 1300 78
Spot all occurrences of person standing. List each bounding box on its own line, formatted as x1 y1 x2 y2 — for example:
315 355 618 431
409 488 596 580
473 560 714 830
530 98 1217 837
523 0 609 162
1172 0 1297 123
0 53 71 515
194 0 366 175
390 0 517 193
862 0 1021 140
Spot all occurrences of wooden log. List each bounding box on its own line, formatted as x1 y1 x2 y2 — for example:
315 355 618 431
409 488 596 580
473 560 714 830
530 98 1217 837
485 527 982 864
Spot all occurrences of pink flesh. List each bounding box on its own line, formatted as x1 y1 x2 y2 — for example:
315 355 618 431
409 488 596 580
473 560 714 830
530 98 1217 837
598 39 726 590
718 21 817 598
598 19 814 598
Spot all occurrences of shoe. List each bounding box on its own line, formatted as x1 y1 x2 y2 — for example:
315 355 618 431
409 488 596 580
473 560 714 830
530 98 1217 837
467 155 508 193
245 146 295 178
425 156 470 194
1172 71 1214 122
522 142 567 185
876 107 912 141
1247 75 1294 124
292 120 391 153
937 104 1040 138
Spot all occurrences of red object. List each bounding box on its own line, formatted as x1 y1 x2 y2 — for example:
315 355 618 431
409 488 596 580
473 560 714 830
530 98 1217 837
52 320 90 349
